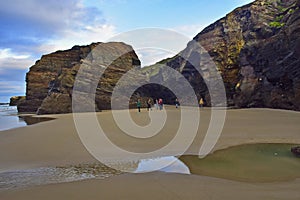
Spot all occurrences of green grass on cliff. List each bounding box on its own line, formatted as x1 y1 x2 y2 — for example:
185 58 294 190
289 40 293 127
269 21 285 28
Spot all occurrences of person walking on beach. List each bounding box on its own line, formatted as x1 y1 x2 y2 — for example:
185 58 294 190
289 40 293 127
137 99 141 112
175 98 179 108
147 98 152 111
158 98 163 110
155 99 159 110
199 98 204 109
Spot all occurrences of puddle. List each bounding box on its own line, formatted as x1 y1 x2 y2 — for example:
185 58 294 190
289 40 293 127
180 143 300 182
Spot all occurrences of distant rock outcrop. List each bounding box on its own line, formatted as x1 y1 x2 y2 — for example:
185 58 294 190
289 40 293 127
150 0 300 110
9 96 25 106
18 42 141 114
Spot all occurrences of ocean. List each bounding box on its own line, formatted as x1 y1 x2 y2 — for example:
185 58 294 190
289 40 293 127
0 104 27 131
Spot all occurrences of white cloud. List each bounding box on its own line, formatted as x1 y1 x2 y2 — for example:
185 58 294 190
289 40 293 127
37 24 117 54
0 49 34 71
136 48 175 67
0 0 117 71
0 0 104 36
0 81 25 94
107 28 191 67
0 49 30 60
171 24 206 38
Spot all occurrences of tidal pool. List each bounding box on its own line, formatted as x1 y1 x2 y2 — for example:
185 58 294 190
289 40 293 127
180 143 300 182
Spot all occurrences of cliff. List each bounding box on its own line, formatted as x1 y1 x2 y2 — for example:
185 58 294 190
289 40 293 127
18 42 141 114
18 0 300 113
152 0 300 110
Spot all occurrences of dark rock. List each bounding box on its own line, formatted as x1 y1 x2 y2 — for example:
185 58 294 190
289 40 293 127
291 146 300 157
37 93 72 114
9 96 25 106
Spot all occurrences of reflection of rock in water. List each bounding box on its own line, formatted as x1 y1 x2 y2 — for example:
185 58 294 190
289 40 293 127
18 116 55 125
291 146 300 157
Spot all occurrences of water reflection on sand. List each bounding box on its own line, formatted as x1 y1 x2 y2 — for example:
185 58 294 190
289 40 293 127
1 143 299 191
0 105 55 131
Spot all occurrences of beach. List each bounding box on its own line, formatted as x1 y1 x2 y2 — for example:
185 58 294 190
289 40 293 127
0 107 300 199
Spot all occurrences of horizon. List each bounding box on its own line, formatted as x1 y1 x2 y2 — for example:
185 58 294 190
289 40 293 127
0 0 253 103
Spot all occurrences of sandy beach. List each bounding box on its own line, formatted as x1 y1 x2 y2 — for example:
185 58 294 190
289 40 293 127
0 107 300 199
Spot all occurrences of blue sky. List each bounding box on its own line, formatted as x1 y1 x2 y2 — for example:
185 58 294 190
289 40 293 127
0 0 253 103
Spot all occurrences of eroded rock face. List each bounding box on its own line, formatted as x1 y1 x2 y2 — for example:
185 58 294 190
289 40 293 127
153 0 300 110
18 42 141 114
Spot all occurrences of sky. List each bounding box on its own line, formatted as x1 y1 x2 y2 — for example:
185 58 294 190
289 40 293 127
0 0 253 103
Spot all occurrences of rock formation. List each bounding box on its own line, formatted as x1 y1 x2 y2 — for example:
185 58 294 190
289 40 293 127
18 42 141 114
151 0 300 110
9 96 25 106
18 0 300 113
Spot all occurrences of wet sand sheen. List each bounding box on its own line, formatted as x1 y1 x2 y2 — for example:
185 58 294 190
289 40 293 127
180 143 300 182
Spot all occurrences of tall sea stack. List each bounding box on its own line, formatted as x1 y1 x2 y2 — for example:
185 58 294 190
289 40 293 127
18 42 141 114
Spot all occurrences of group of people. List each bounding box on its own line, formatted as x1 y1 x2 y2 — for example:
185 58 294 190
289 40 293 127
136 97 205 112
136 98 164 113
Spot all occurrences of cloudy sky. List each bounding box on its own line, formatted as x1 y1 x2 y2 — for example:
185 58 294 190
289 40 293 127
0 0 253 102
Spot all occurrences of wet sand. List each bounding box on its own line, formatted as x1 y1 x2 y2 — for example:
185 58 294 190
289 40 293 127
0 108 300 199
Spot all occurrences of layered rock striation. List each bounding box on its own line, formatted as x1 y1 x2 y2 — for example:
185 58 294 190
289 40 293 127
151 0 300 110
18 42 141 114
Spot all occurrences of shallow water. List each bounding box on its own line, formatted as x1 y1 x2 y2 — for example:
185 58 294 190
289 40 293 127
1 144 299 190
0 105 26 131
180 143 300 182
0 105 54 131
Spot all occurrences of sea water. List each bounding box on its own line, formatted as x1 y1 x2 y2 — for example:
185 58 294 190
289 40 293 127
0 104 26 131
